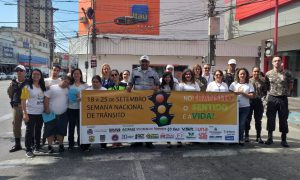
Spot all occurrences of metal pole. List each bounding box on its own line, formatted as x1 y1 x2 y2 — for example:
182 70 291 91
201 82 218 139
208 0 216 66
274 0 279 55
92 0 97 76
29 47 32 72
86 27 90 82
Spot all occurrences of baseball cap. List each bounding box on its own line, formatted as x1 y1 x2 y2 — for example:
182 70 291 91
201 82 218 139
140 55 149 61
15 65 26 71
228 59 237 65
166 64 174 69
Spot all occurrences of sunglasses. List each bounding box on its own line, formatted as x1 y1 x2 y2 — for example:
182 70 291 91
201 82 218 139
92 81 100 83
15 69 24 72
111 74 118 77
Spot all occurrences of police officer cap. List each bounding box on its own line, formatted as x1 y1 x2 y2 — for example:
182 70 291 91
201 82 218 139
228 59 236 65
140 55 149 61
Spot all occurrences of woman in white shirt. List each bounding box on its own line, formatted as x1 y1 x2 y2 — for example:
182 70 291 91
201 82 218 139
120 70 130 85
67 68 89 151
179 69 200 91
21 69 46 158
229 68 254 145
206 70 229 92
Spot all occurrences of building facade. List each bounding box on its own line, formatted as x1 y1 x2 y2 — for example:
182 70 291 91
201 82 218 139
70 0 258 83
224 0 300 96
0 27 50 73
18 0 54 40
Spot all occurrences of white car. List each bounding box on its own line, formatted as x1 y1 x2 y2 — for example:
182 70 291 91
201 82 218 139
0 72 7 80
6 72 17 80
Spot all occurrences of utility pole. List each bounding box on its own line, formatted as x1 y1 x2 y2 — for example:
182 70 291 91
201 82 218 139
208 0 216 66
92 0 97 76
274 0 279 55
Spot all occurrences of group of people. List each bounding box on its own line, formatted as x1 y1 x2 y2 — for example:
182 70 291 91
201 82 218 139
7 55 293 158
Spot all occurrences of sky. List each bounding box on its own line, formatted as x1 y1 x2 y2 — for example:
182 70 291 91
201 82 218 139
0 0 79 53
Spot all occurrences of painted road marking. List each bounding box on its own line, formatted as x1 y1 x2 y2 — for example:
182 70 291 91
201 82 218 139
0 114 12 122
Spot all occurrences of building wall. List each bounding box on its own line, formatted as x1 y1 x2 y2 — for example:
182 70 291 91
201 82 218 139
76 54 255 84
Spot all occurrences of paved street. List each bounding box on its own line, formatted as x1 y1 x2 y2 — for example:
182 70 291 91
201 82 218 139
0 80 300 180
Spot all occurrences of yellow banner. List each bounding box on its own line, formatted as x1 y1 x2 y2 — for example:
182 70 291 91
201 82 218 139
81 90 237 126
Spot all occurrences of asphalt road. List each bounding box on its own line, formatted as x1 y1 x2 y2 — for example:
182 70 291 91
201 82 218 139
0 80 299 180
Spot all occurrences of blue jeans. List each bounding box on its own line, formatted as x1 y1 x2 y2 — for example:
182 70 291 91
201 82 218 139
239 107 250 141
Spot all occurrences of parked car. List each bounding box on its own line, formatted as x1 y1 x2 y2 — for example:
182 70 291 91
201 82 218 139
6 72 17 80
0 72 7 80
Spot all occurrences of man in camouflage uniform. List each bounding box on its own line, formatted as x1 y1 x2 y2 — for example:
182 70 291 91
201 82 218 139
223 59 237 87
245 67 267 143
7 65 27 152
127 55 160 148
265 56 294 147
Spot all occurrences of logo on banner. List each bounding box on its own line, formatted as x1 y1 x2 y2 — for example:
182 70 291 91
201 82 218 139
225 136 234 141
122 128 135 132
109 128 121 133
175 132 184 140
89 136 95 142
112 134 119 141
209 127 222 136
186 132 196 139
146 134 159 139
182 127 194 131
224 130 235 136
209 136 222 140
135 134 145 139
160 133 174 139
100 135 106 142
87 129 93 135
122 134 135 140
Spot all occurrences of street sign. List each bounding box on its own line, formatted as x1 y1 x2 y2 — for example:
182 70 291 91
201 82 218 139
91 55 97 68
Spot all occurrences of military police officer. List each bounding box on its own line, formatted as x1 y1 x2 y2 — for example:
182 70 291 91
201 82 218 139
7 65 27 152
265 56 294 147
127 55 160 148
223 59 237 87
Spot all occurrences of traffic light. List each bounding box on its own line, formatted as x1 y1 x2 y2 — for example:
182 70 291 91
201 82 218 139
148 91 174 127
264 39 274 57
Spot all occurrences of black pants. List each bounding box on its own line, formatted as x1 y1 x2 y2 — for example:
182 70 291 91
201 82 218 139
246 98 263 133
25 114 43 151
266 95 289 133
67 108 80 147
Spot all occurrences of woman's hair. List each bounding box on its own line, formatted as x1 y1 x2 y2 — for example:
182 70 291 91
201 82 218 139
192 64 202 76
101 63 111 77
92 75 102 83
28 68 46 91
235 67 250 83
181 68 195 83
213 69 224 80
70 68 85 85
160 72 175 90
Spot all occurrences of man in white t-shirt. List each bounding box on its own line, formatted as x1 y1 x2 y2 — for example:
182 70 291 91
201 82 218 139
44 76 71 153
43 65 62 144
45 65 62 87
202 64 213 84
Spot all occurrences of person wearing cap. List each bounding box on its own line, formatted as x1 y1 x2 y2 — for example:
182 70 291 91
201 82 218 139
127 55 160 149
160 64 179 84
223 59 237 87
7 65 27 152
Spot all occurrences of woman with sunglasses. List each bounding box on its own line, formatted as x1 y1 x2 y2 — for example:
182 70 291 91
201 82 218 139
100 63 114 89
192 64 207 92
206 70 229 92
21 69 46 158
229 68 254 145
108 69 127 148
67 68 89 151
